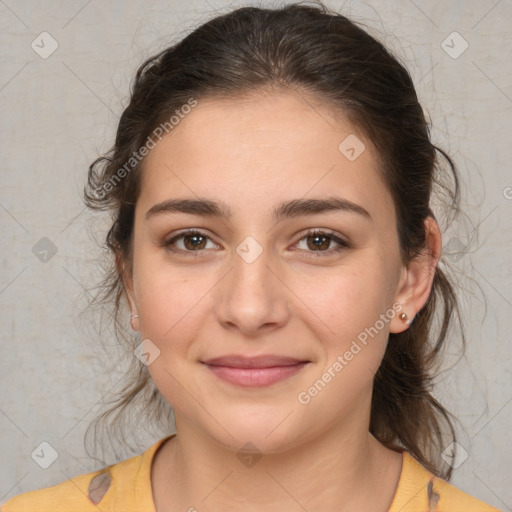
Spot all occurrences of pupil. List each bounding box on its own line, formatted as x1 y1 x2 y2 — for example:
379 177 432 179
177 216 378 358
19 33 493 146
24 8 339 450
310 235 329 250
186 235 205 250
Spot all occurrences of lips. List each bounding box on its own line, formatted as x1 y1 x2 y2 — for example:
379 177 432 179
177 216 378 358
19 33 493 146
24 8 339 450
202 355 308 368
201 355 310 387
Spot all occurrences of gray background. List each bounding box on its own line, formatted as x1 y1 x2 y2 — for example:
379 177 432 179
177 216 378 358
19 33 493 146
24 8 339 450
1 0 511 509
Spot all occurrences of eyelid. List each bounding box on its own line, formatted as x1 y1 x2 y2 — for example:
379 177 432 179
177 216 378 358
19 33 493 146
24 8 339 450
163 227 352 256
163 228 219 253
291 228 352 255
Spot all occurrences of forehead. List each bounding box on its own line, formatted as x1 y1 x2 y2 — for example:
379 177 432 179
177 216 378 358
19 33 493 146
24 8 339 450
146 90 361 163
137 90 392 223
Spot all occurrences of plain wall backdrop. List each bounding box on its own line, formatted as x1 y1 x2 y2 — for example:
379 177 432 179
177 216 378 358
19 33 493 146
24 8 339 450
1 0 511 509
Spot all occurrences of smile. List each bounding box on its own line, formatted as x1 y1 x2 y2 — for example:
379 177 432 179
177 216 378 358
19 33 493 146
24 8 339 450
201 355 310 387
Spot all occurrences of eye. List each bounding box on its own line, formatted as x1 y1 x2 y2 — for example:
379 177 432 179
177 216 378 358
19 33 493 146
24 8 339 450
163 229 219 254
163 228 351 257
293 229 351 257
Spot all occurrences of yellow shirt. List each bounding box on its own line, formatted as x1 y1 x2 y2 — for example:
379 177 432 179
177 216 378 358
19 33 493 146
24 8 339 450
1 434 500 511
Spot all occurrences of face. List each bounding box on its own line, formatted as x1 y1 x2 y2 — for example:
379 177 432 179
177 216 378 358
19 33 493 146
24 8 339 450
125 90 413 453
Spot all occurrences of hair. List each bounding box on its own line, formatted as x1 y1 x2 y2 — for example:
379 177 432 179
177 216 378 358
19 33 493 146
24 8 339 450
83 1 464 479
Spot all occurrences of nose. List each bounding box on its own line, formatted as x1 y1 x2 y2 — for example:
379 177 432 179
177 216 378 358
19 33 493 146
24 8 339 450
214 239 291 337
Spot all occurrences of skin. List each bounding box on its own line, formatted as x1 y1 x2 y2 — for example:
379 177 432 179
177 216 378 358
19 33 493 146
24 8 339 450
123 89 441 512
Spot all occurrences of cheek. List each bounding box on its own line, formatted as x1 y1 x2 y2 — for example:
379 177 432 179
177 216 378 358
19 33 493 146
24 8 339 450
134 269 210 405
291 261 392 349
134 260 210 348
294 267 392 415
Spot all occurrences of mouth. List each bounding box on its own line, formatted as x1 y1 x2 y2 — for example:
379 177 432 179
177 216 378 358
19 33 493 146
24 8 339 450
200 355 310 388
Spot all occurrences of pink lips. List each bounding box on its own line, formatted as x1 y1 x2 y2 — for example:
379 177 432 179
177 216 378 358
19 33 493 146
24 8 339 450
201 355 309 387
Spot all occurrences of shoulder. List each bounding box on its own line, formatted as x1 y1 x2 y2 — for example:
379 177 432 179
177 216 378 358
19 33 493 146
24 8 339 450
1 465 115 512
389 451 502 512
1 436 171 512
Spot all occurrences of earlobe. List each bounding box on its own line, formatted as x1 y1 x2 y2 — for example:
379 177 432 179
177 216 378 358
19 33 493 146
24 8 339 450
125 286 140 331
126 283 140 332
116 251 140 331
129 312 140 331
390 217 441 333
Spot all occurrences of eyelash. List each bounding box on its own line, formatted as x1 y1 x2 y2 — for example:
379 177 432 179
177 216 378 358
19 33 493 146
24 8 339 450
163 228 352 258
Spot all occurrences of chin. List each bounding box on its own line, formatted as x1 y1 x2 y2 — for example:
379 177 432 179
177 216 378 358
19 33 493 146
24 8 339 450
200 406 308 455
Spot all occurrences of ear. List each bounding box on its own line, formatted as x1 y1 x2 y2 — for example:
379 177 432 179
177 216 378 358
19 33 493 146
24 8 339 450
390 216 441 333
116 250 139 331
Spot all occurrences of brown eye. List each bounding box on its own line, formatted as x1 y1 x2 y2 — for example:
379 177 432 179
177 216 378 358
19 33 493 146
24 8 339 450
295 230 351 257
164 229 218 254
306 233 331 251
182 233 207 250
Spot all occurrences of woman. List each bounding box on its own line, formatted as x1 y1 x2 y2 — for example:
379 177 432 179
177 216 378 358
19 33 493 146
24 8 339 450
2 2 500 511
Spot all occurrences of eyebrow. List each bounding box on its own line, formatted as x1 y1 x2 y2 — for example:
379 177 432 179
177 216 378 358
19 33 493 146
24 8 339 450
145 196 371 222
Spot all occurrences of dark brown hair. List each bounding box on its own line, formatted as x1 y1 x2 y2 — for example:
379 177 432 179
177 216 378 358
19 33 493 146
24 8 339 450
83 1 463 479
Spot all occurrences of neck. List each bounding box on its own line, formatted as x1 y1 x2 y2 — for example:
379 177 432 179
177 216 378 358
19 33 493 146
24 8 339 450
151 396 402 511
